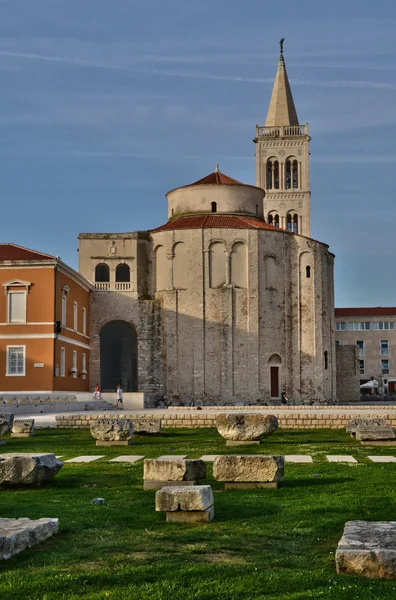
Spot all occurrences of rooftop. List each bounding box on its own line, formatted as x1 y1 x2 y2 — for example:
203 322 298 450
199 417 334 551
150 214 284 234
335 307 396 318
0 243 55 262
166 166 260 196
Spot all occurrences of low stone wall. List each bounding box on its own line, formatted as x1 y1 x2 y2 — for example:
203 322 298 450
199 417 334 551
55 407 396 430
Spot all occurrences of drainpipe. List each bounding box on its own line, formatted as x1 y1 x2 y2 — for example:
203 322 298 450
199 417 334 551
53 265 57 392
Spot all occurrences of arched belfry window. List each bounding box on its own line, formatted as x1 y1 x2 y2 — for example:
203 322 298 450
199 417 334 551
266 159 279 190
287 213 299 233
286 158 298 189
116 263 130 282
274 214 279 227
268 214 273 225
211 201 217 213
293 214 298 234
95 263 110 282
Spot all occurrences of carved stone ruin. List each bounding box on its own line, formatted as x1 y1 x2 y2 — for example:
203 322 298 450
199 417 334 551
346 418 396 445
131 418 161 434
90 418 133 446
11 419 35 438
0 414 14 446
336 520 396 579
143 458 206 491
155 485 214 523
0 517 59 560
216 413 278 446
0 453 63 486
213 455 284 489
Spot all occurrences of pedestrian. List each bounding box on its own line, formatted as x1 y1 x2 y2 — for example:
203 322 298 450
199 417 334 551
93 384 101 401
116 384 123 409
281 390 288 405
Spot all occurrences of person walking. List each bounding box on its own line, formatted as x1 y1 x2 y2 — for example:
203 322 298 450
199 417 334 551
93 384 101 401
116 384 123 409
281 390 288 405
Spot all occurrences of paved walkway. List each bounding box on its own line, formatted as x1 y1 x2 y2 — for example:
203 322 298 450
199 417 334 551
56 454 396 464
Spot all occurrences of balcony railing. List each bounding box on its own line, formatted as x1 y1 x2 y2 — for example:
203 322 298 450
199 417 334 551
94 282 132 291
255 124 309 138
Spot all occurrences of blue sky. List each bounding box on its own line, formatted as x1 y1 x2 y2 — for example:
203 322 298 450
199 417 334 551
0 0 395 307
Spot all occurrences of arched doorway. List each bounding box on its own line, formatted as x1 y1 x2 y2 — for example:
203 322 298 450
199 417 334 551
100 320 138 392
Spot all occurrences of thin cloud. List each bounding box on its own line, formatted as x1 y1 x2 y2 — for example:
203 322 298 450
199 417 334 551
1 49 396 91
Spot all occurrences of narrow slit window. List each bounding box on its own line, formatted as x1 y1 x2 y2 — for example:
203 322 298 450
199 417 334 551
306 266 311 278
211 202 217 213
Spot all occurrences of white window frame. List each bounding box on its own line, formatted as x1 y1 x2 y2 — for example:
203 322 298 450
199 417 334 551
6 345 26 376
82 353 87 379
381 340 389 356
61 285 69 327
73 301 78 332
7 290 27 324
82 307 87 336
60 347 66 377
72 350 77 379
381 359 390 375
356 340 364 356
61 295 67 327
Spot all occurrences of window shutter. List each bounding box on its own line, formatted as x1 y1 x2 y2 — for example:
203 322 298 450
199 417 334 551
9 292 26 323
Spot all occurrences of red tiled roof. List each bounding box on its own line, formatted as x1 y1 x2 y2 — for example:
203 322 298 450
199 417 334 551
166 169 260 195
150 214 286 233
335 307 396 317
0 243 55 262
190 171 244 186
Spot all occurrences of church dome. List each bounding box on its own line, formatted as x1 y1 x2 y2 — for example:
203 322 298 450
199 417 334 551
165 166 265 221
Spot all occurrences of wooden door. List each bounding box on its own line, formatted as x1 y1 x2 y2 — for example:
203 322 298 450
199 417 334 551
270 366 279 398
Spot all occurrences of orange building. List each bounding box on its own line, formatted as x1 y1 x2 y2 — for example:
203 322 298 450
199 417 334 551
0 244 91 394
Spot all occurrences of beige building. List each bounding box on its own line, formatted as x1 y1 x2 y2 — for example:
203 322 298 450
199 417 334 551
335 307 396 391
78 44 337 406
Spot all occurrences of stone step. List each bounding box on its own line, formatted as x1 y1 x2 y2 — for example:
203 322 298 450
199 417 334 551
84 401 116 411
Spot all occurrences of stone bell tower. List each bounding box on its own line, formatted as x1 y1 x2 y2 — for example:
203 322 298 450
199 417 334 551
254 39 311 237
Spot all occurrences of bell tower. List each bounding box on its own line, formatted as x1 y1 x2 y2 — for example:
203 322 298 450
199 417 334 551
254 39 311 237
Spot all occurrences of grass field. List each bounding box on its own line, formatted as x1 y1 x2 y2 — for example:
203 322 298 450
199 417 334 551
1 428 396 599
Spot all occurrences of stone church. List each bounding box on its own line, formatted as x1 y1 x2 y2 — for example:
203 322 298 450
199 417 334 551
78 45 337 406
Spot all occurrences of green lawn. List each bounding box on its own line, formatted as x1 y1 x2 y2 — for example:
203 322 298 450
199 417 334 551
1 428 396 599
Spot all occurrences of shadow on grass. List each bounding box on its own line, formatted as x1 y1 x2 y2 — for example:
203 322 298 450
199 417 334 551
282 477 354 488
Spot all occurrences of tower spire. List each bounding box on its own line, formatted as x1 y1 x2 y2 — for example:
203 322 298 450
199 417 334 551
265 38 299 127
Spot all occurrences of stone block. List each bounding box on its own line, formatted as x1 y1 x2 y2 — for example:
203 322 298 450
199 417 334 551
226 440 260 446
336 520 396 579
165 506 214 523
213 455 284 483
11 419 35 438
216 413 278 441
0 517 59 560
346 419 387 435
132 418 161 434
143 459 206 483
355 427 396 441
90 418 133 442
0 414 14 437
0 453 63 486
95 440 132 446
155 485 214 512
144 480 198 490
